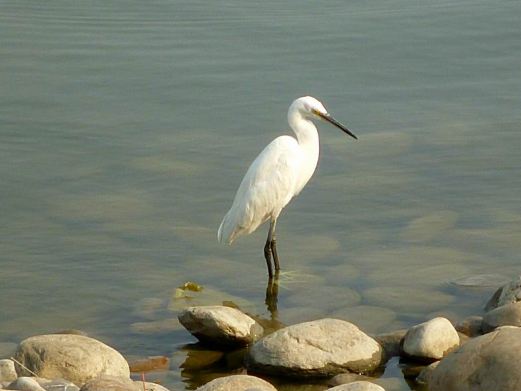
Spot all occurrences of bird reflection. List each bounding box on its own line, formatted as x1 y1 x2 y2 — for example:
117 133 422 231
265 272 280 317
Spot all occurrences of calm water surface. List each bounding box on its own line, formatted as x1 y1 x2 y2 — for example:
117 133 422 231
1 1 521 390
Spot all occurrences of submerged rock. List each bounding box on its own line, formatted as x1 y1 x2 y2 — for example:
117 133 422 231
430 327 521 390
482 302 521 332
248 318 382 377
194 374 276 391
178 306 263 347
327 380 385 390
374 329 407 359
79 375 139 391
402 317 459 360
13 334 130 386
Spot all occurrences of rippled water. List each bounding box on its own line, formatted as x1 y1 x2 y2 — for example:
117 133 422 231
1 1 521 390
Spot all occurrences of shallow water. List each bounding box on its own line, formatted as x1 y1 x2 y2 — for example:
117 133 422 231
1 0 521 389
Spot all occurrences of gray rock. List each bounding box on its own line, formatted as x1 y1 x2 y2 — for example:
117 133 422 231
7 377 46 391
374 329 407 359
14 334 130 386
416 361 439 385
482 302 521 332
485 276 521 311
327 381 385 390
455 315 483 337
40 378 80 391
430 327 521 390
79 375 139 391
403 317 459 360
194 374 276 391
0 360 17 383
248 318 382 377
178 306 263 347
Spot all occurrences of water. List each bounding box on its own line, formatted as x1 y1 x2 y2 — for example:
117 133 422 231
1 0 520 389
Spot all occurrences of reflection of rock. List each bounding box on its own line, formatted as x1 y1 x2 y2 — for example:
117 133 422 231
194 374 276 391
485 276 521 311
328 373 375 386
482 302 521 332
180 348 224 371
14 334 130 386
248 318 382 377
327 380 385 390
178 306 263 348
416 361 439 385
430 327 521 390
402 317 459 360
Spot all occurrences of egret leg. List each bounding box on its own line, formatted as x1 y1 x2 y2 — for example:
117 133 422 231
269 220 280 271
264 219 279 279
264 236 274 279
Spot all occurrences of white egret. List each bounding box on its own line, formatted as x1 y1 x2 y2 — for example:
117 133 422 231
218 96 357 278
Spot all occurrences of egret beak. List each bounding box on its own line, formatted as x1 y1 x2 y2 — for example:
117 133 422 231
315 111 357 140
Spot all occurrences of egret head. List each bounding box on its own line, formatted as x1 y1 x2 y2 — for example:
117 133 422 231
290 96 357 139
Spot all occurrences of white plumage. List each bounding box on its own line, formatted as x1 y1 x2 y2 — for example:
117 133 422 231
218 96 357 278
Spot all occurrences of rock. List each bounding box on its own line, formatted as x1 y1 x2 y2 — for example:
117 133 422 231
34 378 80 391
0 360 17 382
455 315 483 337
7 377 46 391
416 361 439 385
178 306 263 347
194 374 276 390
328 373 375 386
80 375 139 391
485 276 521 311
135 382 170 391
327 381 385 390
430 327 521 390
14 334 130 386
482 302 521 332
248 318 382 377
402 317 459 360
374 329 407 359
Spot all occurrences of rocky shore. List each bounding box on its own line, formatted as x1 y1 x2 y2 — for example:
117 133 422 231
2 277 521 391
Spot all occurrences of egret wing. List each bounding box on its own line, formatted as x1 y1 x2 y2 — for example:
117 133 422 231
218 136 302 244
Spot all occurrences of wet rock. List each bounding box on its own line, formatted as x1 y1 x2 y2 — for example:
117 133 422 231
485 276 521 311
248 318 382 377
0 360 17 383
455 315 483 337
402 317 459 360
80 375 139 391
416 361 439 385
134 381 170 391
178 306 263 347
328 373 375 386
482 302 521 332
374 329 407 359
430 327 521 390
7 377 46 391
14 334 130 385
327 381 385 390
194 374 276 390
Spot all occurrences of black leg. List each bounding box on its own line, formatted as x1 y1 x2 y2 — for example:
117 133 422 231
264 236 273 279
271 238 280 271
